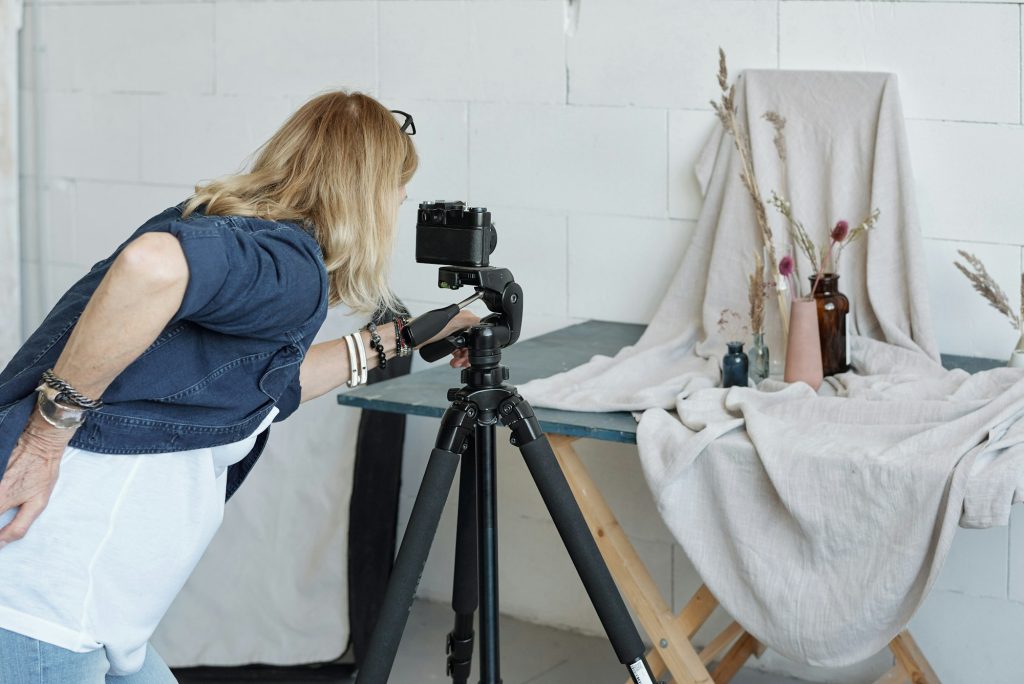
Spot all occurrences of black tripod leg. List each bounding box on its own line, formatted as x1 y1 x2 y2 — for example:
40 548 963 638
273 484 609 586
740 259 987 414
475 422 501 684
447 444 477 684
357 403 476 684
500 395 657 684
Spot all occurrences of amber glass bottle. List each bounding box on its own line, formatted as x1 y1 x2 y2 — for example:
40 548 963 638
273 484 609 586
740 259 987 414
808 274 850 376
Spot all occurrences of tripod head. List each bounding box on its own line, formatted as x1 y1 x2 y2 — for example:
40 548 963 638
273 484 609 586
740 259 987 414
402 265 524 364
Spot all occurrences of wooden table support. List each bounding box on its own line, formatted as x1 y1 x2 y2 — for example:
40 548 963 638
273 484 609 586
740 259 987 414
547 434 942 684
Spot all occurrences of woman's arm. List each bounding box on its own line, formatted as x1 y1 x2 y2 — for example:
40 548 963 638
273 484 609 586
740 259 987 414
0 233 189 546
54 232 189 401
298 310 478 403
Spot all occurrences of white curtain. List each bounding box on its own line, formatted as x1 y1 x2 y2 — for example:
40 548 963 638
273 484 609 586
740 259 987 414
1 0 22 365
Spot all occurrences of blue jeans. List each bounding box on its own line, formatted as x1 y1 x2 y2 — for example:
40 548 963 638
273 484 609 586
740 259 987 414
0 628 177 683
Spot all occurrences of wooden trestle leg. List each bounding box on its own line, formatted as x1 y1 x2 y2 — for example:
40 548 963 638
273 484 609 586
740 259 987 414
547 434 941 684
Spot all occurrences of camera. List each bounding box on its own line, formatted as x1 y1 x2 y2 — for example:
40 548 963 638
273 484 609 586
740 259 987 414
415 201 498 267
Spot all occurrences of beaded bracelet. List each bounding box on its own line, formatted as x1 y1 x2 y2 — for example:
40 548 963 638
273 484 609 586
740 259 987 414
365 322 387 370
393 316 413 358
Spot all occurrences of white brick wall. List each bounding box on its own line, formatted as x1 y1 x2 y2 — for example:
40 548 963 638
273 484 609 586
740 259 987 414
15 1 1024 681
780 2 1021 123
568 0 778 109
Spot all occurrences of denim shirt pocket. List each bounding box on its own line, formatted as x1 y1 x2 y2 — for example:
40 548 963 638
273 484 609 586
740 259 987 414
258 340 305 403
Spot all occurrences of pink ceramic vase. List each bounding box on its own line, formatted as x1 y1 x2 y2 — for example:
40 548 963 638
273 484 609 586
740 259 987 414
784 298 823 390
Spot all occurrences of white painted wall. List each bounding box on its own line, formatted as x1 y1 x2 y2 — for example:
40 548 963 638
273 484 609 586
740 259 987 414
15 0 1024 682
1 0 21 365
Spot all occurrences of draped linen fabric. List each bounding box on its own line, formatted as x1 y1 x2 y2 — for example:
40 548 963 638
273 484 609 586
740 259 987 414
520 71 1024 665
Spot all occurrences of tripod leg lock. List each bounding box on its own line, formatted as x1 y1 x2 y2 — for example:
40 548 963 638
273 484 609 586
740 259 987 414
497 394 542 448
435 401 478 454
445 630 474 681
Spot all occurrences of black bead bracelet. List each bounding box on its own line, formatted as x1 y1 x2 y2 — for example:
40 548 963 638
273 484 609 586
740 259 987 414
365 322 387 370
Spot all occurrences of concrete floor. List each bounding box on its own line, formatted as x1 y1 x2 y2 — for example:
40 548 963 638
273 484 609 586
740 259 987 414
357 599 806 684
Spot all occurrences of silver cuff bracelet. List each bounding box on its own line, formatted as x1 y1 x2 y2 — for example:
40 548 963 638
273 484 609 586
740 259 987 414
35 384 88 429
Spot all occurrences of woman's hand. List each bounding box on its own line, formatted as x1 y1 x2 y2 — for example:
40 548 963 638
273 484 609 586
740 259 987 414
422 309 480 346
0 411 73 548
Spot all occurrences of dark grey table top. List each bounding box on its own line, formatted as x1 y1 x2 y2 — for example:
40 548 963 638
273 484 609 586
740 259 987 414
337 320 645 443
336 320 1004 446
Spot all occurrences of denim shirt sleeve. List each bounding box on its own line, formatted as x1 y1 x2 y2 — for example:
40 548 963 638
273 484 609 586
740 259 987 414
165 219 326 339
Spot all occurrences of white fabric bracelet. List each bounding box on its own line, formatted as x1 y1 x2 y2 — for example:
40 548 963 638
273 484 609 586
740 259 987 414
354 331 368 385
343 334 360 388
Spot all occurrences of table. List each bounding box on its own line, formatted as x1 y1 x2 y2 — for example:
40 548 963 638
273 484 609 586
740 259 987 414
339 320 987 683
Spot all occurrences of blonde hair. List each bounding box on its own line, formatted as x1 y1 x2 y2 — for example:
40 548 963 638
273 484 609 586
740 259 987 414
182 90 418 315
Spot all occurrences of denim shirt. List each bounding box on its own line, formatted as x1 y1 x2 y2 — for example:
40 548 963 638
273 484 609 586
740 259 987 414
0 202 329 500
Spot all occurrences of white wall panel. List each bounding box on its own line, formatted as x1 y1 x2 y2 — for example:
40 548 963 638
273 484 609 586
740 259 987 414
568 214 694 324
911 591 1024 684
568 0 778 110
781 1 1020 124
470 103 668 216
380 1 470 101
41 92 140 181
908 120 1024 246
468 1 565 104
139 94 296 186
216 1 376 97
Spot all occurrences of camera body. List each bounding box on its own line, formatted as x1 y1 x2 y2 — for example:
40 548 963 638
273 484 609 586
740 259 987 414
415 201 497 267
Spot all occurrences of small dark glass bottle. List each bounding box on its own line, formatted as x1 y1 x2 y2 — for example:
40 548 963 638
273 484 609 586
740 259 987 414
809 273 850 376
722 341 749 388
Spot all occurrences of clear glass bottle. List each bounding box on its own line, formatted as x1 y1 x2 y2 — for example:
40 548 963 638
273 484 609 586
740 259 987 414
750 332 770 383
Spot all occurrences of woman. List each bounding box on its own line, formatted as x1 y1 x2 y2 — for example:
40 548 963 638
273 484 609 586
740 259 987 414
0 91 475 682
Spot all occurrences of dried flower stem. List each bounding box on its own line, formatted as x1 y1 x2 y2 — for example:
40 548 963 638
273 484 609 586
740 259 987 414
768 191 819 273
953 250 1021 331
710 48 789 339
762 111 787 163
834 208 881 265
748 250 766 335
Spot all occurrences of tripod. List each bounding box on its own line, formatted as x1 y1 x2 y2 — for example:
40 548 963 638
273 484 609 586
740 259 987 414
355 267 656 684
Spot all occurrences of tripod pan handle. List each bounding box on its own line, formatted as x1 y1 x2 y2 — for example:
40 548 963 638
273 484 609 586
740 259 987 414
419 337 458 363
405 303 460 347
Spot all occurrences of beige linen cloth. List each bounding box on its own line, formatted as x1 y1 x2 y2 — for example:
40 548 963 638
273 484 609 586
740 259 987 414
518 71 1024 665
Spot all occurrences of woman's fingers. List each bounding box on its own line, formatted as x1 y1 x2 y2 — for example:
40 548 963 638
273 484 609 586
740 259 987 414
0 495 47 547
449 348 470 368
0 423 65 547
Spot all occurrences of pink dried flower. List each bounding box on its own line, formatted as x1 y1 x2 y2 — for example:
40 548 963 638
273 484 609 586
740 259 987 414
831 220 849 243
779 255 794 277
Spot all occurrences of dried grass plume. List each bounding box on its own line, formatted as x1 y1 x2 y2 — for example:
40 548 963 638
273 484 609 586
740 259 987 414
710 48 788 335
953 250 1021 330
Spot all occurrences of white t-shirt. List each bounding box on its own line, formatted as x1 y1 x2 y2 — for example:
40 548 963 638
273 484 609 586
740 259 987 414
0 407 279 675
